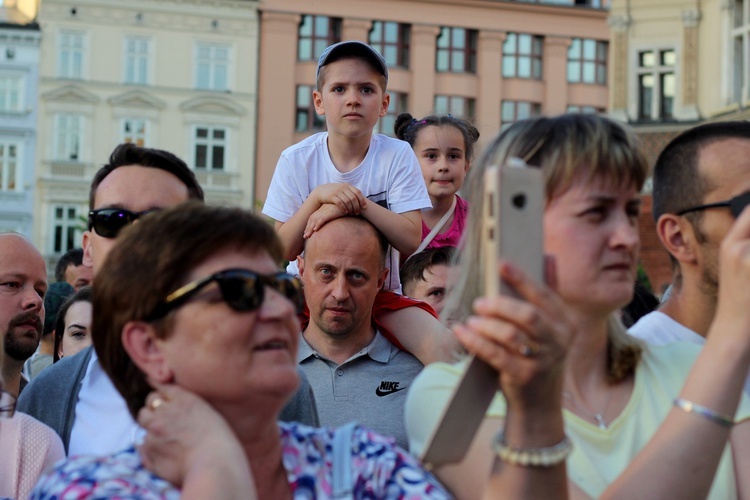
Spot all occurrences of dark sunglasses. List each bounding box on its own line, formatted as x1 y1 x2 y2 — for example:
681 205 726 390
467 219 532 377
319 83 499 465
88 208 161 239
146 268 304 321
677 191 750 219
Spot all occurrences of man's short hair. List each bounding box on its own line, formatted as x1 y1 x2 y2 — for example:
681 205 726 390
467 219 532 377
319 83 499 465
89 143 204 210
92 202 284 418
652 121 750 222
54 248 84 283
400 246 456 296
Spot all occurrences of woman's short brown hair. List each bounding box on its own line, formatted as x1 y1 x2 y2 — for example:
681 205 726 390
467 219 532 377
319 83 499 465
92 202 284 418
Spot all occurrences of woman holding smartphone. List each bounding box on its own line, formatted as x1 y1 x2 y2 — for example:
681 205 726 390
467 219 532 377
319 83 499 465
406 114 750 499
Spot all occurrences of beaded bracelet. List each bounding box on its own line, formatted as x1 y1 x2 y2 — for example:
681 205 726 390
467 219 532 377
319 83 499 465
673 398 734 428
492 432 573 467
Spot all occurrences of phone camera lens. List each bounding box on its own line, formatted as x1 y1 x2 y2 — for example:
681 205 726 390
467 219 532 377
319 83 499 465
512 193 526 209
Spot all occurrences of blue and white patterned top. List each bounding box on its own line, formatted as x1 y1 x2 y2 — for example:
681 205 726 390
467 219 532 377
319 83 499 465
31 422 451 499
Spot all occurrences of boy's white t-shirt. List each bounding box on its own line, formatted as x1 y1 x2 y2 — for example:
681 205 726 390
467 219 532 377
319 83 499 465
262 132 431 291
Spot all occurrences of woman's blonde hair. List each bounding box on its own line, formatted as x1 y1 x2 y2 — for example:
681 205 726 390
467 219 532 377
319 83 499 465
444 114 648 383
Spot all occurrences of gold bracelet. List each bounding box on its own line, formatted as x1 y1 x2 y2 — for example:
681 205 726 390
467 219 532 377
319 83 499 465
673 398 734 428
492 432 573 467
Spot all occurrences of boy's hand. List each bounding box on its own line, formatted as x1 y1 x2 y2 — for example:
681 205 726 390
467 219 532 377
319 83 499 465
304 203 346 237
313 183 367 215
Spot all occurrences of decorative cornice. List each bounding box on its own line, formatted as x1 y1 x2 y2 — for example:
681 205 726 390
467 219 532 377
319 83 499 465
107 89 167 109
42 84 99 103
179 95 246 115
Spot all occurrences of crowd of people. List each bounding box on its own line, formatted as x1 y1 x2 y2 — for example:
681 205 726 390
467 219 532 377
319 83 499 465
0 39 749 498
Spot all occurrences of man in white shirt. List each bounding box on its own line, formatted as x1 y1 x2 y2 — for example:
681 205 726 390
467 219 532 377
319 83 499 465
630 121 750 393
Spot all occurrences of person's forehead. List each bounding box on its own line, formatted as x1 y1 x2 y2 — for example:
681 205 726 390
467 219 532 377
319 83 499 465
0 235 47 282
93 165 190 210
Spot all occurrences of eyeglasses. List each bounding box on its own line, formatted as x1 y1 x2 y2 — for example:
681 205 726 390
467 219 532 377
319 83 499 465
0 390 16 418
146 268 305 321
88 208 161 239
677 192 750 218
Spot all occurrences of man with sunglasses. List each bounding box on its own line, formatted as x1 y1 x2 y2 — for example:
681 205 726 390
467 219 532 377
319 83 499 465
630 121 750 394
19 143 318 456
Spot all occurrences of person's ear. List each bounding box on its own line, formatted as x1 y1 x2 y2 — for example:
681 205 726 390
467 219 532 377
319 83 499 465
313 89 325 116
379 92 390 118
377 267 389 291
656 214 698 265
82 231 94 269
297 255 306 278
121 321 173 383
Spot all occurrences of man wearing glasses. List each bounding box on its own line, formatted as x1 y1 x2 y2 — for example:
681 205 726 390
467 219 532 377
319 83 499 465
19 143 318 456
630 121 750 394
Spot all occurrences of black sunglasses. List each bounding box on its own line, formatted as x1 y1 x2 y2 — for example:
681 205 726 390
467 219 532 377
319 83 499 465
677 191 750 219
146 268 304 321
88 208 161 239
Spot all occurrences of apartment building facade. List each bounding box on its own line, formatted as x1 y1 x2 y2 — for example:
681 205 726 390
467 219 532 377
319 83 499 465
34 0 259 264
255 0 611 202
0 2 40 239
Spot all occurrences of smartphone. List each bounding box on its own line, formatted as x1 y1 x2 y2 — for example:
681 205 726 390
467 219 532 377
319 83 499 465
419 158 544 468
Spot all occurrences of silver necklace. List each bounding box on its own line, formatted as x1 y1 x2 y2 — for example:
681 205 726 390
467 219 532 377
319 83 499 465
562 390 611 430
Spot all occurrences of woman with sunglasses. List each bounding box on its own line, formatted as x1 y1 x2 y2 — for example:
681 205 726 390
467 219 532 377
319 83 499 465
406 114 750 499
32 202 451 498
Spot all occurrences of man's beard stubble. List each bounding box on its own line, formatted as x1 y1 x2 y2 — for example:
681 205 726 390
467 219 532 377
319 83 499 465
4 310 43 361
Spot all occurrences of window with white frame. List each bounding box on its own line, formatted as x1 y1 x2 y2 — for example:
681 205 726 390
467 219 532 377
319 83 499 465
434 95 476 121
375 92 408 136
195 43 230 91
732 1 749 104
501 100 541 130
0 74 23 112
567 38 607 84
54 114 82 161
503 33 543 79
0 140 19 191
58 31 85 79
637 49 675 121
124 36 150 85
122 118 147 147
194 126 226 170
52 205 82 254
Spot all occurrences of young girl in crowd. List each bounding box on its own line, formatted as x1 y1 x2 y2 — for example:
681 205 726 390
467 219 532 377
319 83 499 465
54 286 93 362
395 113 479 253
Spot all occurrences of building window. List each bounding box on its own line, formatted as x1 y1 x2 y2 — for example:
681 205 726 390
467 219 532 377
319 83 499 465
501 100 541 130
434 95 476 121
566 104 604 113
295 85 325 132
194 126 226 170
567 38 607 84
195 43 230 91
732 1 749 104
436 27 477 73
52 205 81 254
124 36 150 85
0 74 23 112
637 49 676 121
0 141 19 191
503 33 543 79
58 31 85 79
54 114 82 161
122 118 147 147
376 92 408 136
298 15 341 61
369 21 410 68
